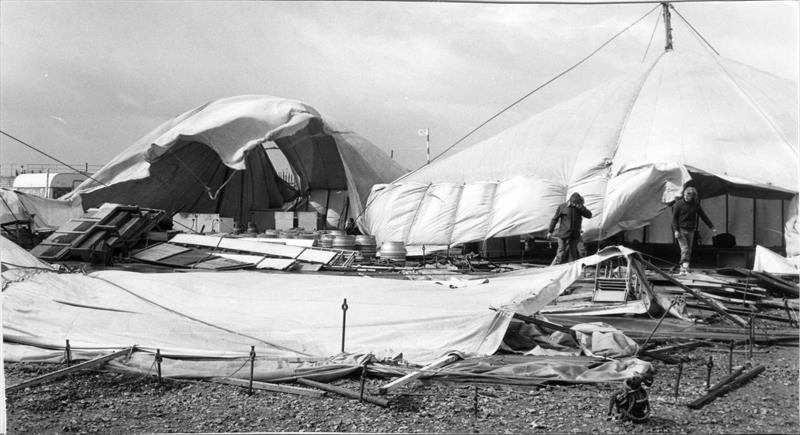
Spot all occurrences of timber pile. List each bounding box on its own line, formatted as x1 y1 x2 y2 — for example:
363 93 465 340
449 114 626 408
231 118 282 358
131 233 357 271
31 203 164 262
648 268 798 324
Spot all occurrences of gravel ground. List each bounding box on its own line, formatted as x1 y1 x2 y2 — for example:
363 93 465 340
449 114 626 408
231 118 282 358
4 344 798 434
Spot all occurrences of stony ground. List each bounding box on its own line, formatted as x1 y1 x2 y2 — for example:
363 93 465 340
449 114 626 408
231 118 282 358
5 344 798 434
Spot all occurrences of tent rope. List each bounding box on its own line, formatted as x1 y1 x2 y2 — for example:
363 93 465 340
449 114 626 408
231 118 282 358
669 5 719 56
392 4 660 183
169 152 239 201
0 130 110 189
671 4 794 152
641 7 662 63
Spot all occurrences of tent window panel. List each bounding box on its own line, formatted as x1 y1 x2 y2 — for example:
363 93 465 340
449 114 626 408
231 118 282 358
727 195 754 246
784 198 797 230
646 208 674 244
625 227 645 244
755 199 783 247
698 195 725 246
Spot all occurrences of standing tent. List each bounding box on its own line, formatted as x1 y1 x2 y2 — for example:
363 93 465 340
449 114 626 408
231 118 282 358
363 49 798 252
67 95 406 228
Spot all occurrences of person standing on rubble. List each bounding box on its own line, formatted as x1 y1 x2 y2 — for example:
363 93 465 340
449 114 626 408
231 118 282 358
547 192 592 265
672 186 716 274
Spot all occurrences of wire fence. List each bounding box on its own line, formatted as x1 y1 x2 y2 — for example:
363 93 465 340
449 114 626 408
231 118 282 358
0 162 103 178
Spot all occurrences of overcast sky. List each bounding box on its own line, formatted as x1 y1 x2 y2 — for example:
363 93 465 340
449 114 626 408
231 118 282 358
1 0 797 172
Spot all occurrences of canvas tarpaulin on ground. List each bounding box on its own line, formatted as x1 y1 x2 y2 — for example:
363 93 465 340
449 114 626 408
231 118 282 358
2 234 587 371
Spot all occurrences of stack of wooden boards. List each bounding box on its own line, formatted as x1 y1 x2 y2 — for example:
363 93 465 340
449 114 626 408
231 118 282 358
651 269 799 324
32 204 164 262
131 233 357 271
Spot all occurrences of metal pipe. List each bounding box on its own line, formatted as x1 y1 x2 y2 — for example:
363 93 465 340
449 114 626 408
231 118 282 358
673 361 683 403
65 340 71 367
249 346 256 395
341 298 349 353
728 340 734 374
155 349 162 384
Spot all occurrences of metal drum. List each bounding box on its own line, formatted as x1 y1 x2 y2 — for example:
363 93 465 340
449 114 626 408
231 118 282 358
379 241 406 265
354 235 377 260
332 235 356 251
319 234 335 249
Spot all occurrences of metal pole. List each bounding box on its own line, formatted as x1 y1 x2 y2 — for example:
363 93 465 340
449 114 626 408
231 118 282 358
359 365 367 402
662 2 673 51
748 312 755 360
728 340 734 374
249 345 256 395
341 298 349 353
705 356 713 389
65 340 71 367
155 349 162 384
674 361 683 403
426 131 430 164
639 297 679 352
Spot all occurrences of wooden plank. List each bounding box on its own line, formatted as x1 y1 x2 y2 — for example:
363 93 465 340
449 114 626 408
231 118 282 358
297 378 389 407
192 257 252 270
296 248 339 264
171 234 304 259
687 365 765 409
637 256 748 328
377 353 461 395
158 250 217 267
239 237 316 248
212 377 324 397
6 347 134 393
171 233 338 264
132 243 192 262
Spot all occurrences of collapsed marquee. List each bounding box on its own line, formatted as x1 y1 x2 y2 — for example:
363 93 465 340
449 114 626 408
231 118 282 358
363 50 799 250
66 95 406 228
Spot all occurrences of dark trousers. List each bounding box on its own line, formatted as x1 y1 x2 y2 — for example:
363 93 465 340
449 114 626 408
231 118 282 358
676 229 695 265
552 237 579 265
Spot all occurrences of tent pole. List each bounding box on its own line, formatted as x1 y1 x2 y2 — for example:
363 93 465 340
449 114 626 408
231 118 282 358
662 2 673 51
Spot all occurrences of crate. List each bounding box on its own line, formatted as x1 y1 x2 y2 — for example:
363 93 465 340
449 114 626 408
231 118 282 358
297 211 321 231
275 212 295 230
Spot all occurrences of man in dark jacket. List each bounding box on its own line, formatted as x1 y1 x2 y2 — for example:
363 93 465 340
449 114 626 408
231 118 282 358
672 187 716 274
547 192 592 265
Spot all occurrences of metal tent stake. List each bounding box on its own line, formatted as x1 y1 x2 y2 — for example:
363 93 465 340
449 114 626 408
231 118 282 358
341 298 349 353
65 339 72 367
155 349 163 384
359 365 367 402
249 346 256 395
748 312 755 360
674 361 683 403
728 340 734 374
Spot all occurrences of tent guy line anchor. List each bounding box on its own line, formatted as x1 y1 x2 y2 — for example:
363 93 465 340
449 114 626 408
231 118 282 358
341 298 349 353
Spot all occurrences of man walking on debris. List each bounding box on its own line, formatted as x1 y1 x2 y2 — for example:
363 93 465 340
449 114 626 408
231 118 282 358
672 186 716 275
547 192 592 265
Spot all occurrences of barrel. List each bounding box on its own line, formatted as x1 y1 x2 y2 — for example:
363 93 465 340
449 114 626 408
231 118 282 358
379 241 406 265
332 235 356 251
354 235 377 260
319 234 335 249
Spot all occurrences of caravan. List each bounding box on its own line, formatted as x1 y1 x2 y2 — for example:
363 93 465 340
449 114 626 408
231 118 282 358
12 172 88 199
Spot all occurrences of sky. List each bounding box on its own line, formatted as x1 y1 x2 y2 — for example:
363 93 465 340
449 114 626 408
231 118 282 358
1 0 798 173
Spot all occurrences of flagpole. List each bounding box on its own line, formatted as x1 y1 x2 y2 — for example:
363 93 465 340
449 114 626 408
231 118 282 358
426 130 430 164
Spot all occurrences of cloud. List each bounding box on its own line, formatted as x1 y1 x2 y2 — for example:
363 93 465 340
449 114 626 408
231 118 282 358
0 1 796 172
